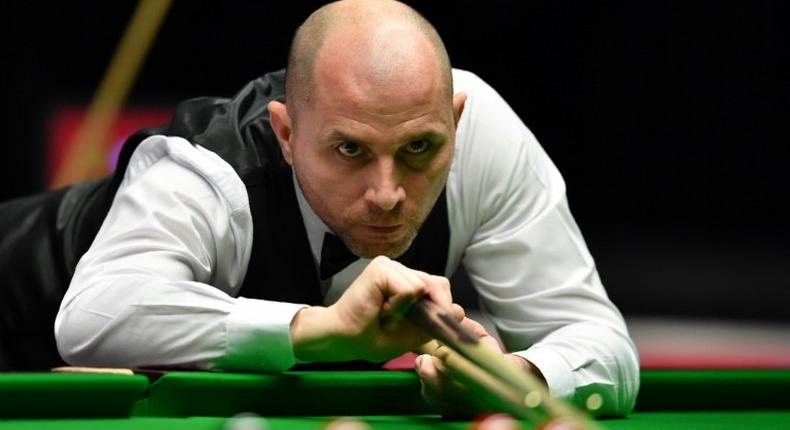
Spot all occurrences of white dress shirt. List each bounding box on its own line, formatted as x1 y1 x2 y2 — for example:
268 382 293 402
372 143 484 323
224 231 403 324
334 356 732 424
55 69 639 415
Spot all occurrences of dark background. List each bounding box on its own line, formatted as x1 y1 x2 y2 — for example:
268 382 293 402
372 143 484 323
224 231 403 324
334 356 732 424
2 1 788 321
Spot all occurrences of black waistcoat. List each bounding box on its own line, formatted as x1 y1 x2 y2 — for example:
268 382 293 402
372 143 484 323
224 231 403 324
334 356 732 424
110 70 451 304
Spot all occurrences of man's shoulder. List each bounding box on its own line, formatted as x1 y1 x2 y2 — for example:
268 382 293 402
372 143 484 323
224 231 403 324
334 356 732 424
451 68 486 94
122 135 250 214
447 67 561 221
450 68 532 176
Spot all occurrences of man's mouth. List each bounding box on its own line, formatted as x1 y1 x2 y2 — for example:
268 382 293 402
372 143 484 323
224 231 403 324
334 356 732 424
362 224 403 234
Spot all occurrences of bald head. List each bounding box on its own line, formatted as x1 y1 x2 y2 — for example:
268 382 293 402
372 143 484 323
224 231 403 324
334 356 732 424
285 0 452 120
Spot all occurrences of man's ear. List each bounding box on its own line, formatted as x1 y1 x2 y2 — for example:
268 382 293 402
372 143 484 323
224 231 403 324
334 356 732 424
268 100 294 166
452 92 467 128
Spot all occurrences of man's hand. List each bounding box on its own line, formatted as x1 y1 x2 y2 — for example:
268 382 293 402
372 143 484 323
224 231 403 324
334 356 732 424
290 256 463 363
415 317 546 419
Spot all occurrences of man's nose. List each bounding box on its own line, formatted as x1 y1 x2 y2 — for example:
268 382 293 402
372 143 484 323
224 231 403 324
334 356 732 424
365 159 406 211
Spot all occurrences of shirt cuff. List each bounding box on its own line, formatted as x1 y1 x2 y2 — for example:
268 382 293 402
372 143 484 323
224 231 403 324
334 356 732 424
215 297 307 372
515 346 576 400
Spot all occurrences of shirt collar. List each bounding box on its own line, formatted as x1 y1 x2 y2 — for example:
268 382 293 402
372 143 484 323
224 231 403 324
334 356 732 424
292 171 333 264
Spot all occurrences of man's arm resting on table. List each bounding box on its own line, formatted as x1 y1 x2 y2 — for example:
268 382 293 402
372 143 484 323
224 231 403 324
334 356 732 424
56 137 302 372
446 71 640 415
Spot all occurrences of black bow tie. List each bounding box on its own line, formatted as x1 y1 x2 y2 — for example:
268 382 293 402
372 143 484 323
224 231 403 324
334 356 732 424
319 232 358 280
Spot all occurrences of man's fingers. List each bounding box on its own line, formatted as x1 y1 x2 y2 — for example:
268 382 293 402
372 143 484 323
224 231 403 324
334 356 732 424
417 352 466 386
330 256 469 362
417 273 453 309
371 257 427 317
415 353 440 385
459 317 505 352
460 317 489 336
373 258 457 322
416 353 471 418
451 303 466 322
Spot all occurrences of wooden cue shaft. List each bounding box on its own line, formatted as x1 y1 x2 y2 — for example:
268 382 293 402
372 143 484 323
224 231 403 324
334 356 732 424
51 0 173 189
420 340 544 422
408 299 603 429
450 339 603 429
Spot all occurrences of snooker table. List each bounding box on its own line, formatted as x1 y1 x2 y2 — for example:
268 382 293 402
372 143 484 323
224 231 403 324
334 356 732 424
1 369 789 429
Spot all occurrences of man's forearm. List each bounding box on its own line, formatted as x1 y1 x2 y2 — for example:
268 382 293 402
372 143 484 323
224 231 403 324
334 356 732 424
290 305 342 362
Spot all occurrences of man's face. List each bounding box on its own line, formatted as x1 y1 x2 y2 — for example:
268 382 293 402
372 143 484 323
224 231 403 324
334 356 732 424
285 74 462 259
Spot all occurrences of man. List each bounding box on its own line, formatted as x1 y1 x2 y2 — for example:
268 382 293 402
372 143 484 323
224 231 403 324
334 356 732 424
2 0 638 418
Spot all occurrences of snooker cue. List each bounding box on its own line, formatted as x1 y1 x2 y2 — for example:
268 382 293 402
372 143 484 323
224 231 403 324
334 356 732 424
419 339 544 422
407 298 604 429
50 0 173 189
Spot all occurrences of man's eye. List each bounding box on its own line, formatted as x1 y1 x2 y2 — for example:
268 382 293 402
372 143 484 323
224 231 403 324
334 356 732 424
337 142 363 157
403 140 430 155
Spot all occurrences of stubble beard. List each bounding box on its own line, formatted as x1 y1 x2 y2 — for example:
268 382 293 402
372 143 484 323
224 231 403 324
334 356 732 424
341 218 420 259
337 188 442 260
